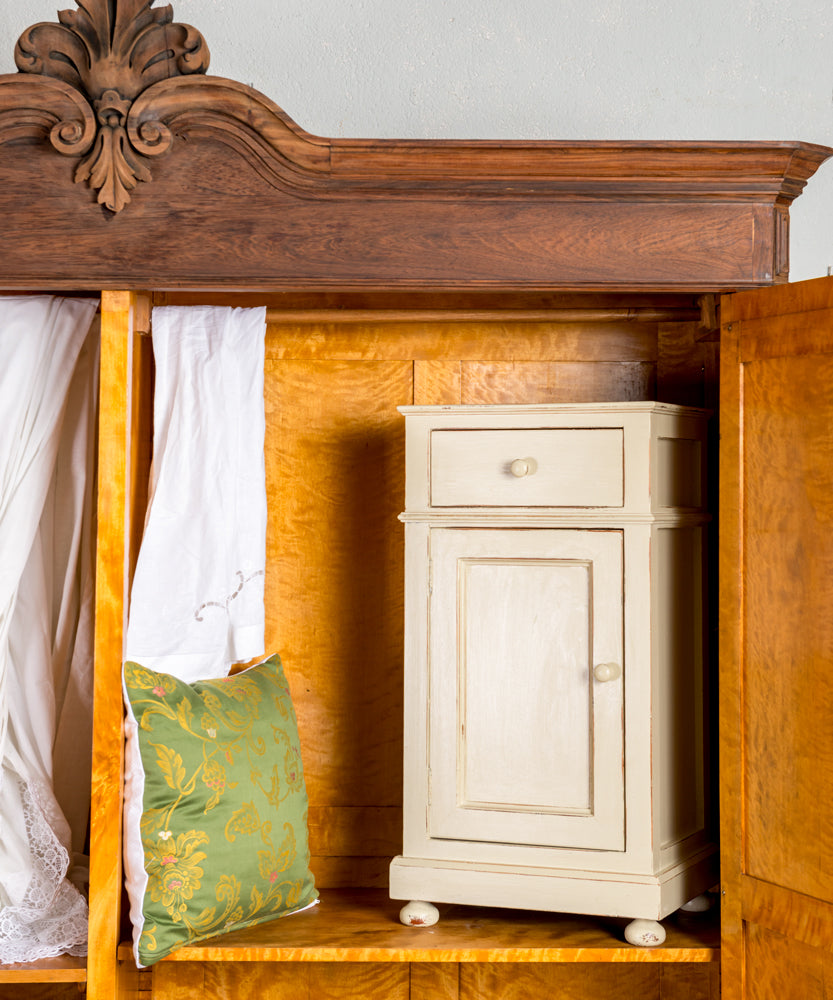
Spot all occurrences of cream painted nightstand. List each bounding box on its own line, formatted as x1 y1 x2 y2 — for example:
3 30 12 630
389 403 716 945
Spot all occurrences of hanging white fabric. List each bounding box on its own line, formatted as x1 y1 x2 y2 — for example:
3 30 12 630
124 306 268 681
0 295 99 963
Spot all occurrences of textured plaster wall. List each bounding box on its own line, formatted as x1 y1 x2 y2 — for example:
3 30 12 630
2 0 831 279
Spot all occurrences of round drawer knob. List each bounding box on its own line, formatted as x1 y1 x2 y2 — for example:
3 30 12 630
593 662 621 683
510 457 538 478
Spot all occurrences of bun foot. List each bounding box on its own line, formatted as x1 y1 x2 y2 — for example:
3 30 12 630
399 900 440 927
624 918 666 947
680 893 713 913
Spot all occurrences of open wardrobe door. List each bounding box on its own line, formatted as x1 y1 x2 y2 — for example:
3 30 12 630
720 275 833 999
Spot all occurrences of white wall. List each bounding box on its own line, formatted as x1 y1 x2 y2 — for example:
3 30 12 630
2 0 831 279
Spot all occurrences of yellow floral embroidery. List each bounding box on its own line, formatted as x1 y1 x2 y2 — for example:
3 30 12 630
257 824 296 883
146 831 209 922
201 758 230 812
284 745 303 793
139 923 158 956
225 802 261 841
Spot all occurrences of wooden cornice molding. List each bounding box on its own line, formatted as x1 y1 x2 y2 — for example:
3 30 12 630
0 0 830 290
11 0 209 212
2 0 830 213
123 74 833 208
127 76 332 183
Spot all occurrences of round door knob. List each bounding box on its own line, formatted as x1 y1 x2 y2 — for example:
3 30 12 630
510 457 538 478
593 662 621 683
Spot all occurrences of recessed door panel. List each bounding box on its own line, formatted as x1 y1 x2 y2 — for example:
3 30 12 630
428 527 625 851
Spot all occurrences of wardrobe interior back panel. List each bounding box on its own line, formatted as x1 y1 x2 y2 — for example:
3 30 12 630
252 315 716 886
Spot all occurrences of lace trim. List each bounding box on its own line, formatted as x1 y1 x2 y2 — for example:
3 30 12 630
0 778 88 963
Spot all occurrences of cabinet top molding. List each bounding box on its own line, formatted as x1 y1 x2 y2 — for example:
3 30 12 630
0 0 830 290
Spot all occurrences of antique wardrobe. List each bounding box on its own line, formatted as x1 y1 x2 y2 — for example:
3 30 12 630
0 2 831 998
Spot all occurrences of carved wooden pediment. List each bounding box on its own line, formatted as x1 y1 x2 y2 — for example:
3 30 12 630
12 0 210 212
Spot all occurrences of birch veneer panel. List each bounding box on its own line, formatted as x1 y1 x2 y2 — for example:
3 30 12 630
719 276 833 1000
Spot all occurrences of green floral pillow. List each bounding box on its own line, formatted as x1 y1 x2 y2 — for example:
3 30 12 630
122 654 317 967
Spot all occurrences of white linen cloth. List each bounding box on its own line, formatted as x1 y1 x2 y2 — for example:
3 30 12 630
0 295 99 963
124 306 267 681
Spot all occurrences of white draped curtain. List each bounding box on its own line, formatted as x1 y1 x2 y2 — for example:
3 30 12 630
0 296 99 963
125 305 267 681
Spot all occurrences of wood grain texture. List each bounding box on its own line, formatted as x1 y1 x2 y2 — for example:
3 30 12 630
225 318 706 894
741 877 833 953
308 806 401 858
151 963 203 1000
460 962 717 999
0 957 86 983
661 963 721 1000
460 361 655 403
255 322 678 888
143 956 720 1000
741 349 833 901
88 291 137 1000
308 806 400 888
0 75 828 291
720 277 833 1000
263 321 658 362
126 888 717 964
327 139 830 192
127 298 154 590
0 172 773 290
263 307 695 324
657 321 712 407
411 964 460 1000
414 361 462 404
156 962 411 1000
736 311 833 362
136 968 152 1000
744 923 833 1000
0 987 85 999
724 272 833 323
308 856 391 890
263 359 410 885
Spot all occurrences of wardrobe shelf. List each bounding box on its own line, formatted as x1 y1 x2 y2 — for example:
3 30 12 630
0 956 86 983
116 888 719 966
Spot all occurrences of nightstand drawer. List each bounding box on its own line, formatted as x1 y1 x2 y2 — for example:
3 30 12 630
429 427 624 507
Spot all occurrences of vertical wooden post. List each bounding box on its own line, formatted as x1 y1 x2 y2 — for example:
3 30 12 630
87 291 149 1000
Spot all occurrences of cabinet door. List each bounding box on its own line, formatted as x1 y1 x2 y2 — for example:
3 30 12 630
720 275 833 999
428 527 624 853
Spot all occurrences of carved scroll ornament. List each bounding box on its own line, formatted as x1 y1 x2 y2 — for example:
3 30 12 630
14 0 210 212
